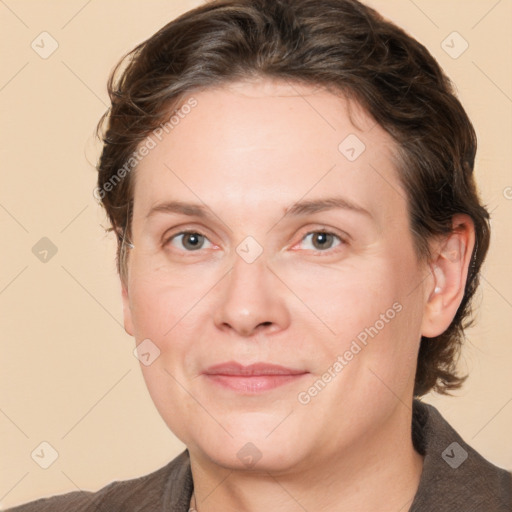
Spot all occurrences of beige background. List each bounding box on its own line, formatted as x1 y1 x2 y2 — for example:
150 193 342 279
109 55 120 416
1 0 511 508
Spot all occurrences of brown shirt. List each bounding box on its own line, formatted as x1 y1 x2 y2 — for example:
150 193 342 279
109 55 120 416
6 400 511 511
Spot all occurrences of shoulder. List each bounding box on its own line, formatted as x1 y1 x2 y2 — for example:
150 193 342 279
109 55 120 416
5 450 193 512
411 400 511 512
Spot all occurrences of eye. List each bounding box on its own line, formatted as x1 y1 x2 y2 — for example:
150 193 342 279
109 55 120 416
299 231 344 252
166 231 214 251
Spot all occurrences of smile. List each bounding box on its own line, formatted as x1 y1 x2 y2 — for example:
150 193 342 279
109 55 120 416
203 361 309 393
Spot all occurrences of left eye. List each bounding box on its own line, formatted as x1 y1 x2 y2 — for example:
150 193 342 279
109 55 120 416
167 231 213 251
300 232 342 251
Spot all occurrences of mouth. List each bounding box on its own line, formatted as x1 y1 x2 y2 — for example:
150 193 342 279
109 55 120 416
203 361 309 393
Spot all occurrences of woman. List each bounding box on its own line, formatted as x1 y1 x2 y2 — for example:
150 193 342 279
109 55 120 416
8 0 511 510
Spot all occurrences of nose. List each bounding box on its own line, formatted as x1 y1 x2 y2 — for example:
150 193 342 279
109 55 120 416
213 253 291 338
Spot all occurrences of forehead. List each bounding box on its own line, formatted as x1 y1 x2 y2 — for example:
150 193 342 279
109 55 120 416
132 79 406 226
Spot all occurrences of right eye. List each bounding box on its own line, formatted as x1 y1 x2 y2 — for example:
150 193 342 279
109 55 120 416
165 231 214 252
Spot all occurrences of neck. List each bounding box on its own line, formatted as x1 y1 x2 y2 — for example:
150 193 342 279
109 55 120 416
189 404 424 512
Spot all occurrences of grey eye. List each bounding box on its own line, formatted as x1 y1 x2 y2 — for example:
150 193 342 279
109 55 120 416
302 232 341 251
169 232 211 251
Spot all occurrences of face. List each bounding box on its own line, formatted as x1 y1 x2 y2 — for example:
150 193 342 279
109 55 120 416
122 79 431 472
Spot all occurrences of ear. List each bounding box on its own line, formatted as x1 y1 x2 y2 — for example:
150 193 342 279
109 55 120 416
121 279 134 336
421 214 476 338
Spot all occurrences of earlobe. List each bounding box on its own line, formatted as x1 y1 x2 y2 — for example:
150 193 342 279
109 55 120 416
121 281 135 336
421 214 475 338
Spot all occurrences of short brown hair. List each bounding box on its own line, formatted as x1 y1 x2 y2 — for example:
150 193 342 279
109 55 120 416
95 0 490 396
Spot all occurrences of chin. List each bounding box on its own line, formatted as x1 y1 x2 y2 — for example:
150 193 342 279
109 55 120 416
190 414 309 472
200 438 305 473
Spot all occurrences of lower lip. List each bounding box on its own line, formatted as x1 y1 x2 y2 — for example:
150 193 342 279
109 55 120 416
205 374 307 393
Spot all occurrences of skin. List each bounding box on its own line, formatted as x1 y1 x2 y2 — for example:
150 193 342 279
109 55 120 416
121 78 474 511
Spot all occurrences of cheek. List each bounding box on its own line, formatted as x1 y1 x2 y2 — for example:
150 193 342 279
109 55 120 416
127 269 202 439
128 277 173 341
274 257 406 343
126 259 223 381
127 253 210 340
300 252 425 375
335 260 426 394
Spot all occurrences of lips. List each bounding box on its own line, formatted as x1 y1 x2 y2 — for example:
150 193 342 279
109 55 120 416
203 361 308 393
205 361 306 376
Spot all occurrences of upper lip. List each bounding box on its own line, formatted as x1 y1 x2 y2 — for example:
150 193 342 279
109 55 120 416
204 361 307 376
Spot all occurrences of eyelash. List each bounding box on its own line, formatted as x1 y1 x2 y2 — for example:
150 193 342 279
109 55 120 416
163 228 347 255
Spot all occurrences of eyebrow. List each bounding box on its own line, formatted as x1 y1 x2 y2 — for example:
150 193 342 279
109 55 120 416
146 201 208 219
145 196 372 220
284 196 372 218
